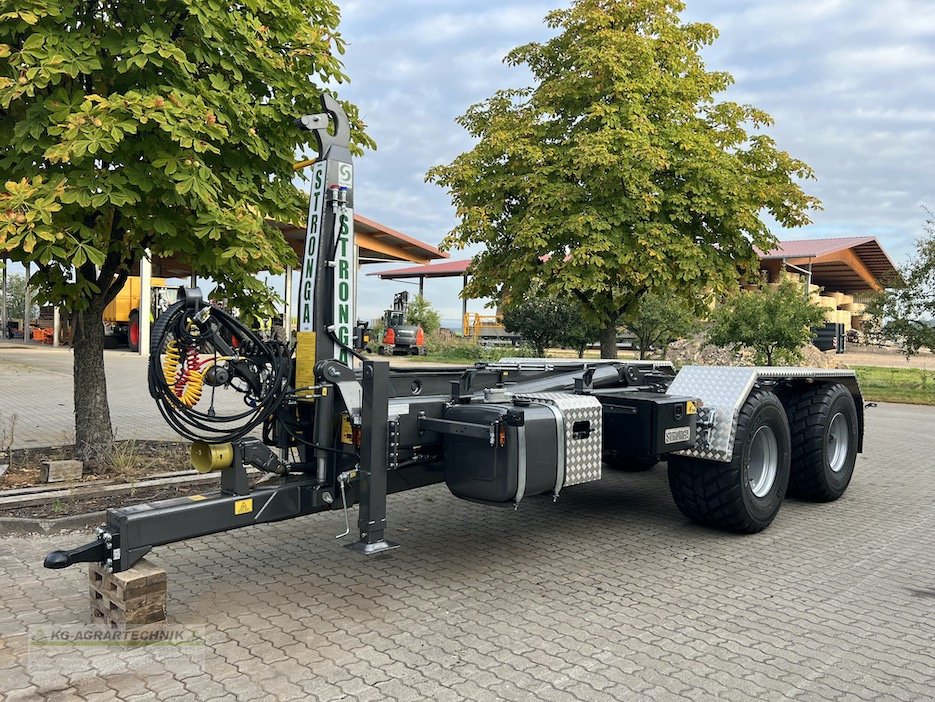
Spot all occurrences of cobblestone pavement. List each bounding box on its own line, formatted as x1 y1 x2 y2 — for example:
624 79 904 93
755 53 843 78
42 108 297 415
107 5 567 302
0 402 933 701
0 343 180 448
0 343 300 449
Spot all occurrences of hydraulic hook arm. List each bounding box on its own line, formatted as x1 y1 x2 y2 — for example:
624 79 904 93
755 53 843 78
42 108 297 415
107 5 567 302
296 93 352 161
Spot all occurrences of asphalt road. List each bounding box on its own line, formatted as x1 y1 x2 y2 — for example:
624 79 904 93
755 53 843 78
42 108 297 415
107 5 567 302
0 400 933 700
0 342 307 450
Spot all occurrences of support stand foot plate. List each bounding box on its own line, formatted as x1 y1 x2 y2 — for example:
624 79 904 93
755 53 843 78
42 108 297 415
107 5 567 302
346 539 399 555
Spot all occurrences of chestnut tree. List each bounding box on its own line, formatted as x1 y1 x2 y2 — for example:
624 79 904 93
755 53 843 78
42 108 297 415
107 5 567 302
428 0 819 359
0 0 373 461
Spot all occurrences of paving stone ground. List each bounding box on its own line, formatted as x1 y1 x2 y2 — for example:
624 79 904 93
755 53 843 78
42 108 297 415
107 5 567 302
0 401 933 700
0 343 179 448
0 343 266 448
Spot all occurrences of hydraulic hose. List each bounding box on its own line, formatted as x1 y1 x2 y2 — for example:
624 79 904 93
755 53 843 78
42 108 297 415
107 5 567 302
148 297 293 443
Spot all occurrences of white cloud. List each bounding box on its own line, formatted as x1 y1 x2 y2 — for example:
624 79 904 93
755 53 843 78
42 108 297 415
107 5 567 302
298 0 935 317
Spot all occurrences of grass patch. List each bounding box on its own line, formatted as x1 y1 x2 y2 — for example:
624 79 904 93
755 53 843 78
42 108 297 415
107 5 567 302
424 335 537 363
850 365 935 405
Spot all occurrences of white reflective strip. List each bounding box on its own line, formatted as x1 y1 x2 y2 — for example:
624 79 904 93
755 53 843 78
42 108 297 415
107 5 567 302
515 425 526 505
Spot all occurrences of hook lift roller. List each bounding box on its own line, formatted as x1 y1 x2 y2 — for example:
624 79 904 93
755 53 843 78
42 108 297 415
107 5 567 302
45 95 866 574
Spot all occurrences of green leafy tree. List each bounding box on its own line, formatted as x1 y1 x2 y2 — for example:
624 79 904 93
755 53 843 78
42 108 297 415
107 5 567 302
707 281 826 366
501 297 565 356
624 293 697 360
865 213 935 357
556 302 602 358
427 0 819 359
1 272 38 324
0 0 373 462
405 294 442 335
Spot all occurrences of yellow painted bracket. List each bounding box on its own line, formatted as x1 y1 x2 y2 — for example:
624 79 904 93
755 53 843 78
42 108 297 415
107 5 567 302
295 331 317 399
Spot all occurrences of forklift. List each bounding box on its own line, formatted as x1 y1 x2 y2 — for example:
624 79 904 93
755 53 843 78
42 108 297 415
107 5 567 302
45 95 865 574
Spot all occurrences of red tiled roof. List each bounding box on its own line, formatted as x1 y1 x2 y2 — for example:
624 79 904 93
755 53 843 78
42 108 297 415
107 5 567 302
370 258 473 279
758 236 898 286
372 236 900 291
759 236 872 259
275 214 448 265
353 214 448 263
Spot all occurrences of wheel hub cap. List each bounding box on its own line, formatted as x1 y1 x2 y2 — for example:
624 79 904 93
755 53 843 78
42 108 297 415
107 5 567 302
827 413 849 473
748 425 778 498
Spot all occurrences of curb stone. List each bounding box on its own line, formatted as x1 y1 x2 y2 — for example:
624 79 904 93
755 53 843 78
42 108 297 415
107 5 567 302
0 511 106 536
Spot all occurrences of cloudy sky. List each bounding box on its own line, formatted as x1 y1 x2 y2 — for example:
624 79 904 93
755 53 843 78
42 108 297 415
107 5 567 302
5 1 933 328
336 0 935 324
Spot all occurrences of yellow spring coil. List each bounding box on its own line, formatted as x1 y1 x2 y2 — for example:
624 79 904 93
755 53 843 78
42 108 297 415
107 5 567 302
162 340 204 408
179 367 204 408
162 339 182 386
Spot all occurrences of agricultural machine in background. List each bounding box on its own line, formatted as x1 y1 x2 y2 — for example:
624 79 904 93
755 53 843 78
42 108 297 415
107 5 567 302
378 291 426 356
102 277 178 351
45 94 865 576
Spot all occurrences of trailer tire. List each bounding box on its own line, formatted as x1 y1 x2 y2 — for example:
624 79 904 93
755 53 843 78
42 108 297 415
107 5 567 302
786 384 858 502
668 389 791 533
127 310 140 352
604 453 658 471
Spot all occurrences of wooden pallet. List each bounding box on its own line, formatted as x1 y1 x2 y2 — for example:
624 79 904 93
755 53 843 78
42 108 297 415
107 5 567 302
89 559 167 629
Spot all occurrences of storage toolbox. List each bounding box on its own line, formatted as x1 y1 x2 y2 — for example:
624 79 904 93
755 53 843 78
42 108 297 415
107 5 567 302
598 391 697 459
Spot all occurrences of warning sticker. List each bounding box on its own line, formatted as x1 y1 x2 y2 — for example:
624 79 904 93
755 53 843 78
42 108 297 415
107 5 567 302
234 498 253 516
686 401 697 415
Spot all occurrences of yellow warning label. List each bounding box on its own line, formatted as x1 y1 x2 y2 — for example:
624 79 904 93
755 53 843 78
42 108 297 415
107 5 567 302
188 494 207 501
686 401 697 415
340 414 353 444
234 498 254 515
295 331 316 399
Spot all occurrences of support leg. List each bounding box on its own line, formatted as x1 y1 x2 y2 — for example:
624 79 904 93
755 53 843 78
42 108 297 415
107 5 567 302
348 360 398 555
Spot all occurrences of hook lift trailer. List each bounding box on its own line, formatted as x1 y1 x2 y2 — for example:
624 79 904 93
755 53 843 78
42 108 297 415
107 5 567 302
45 95 865 575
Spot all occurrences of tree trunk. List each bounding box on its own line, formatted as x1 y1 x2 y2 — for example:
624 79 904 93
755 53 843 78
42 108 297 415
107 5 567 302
599 322 618 360
72 303 114 465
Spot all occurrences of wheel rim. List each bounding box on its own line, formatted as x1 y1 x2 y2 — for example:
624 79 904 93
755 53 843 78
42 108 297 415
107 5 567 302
129 321 139 347
827 412 849 473
747 425 778 498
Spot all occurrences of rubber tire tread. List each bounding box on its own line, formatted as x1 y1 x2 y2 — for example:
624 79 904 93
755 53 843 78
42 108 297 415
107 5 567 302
786 383 857 502
668 389 790 534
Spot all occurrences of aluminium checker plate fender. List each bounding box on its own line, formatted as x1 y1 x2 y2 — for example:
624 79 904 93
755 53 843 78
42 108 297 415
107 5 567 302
667 366 864 463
